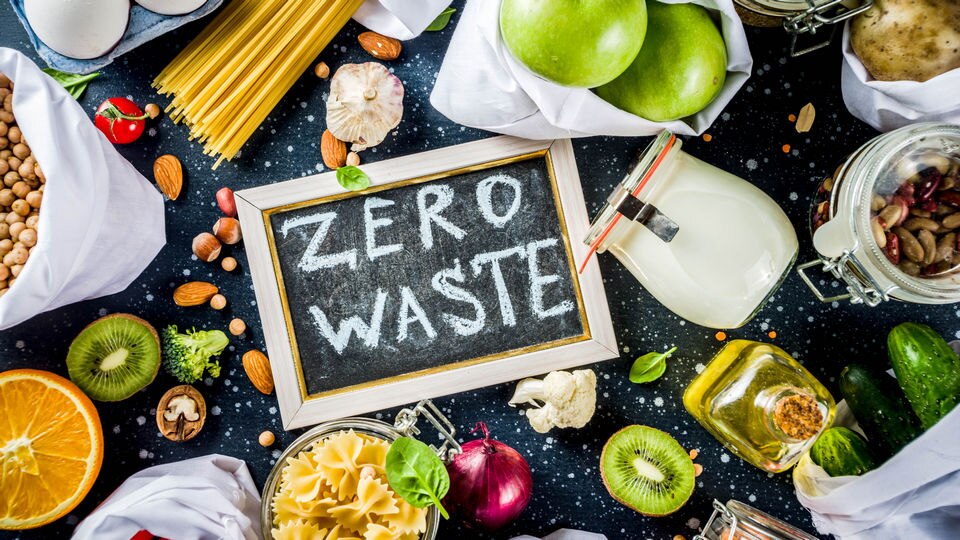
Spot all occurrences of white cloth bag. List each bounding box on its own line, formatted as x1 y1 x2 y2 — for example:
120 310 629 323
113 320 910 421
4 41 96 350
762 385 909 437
353 0 453 40
430 0 752 139
793 396 960 538
840 23 960 132
72 455 261 540
0 48 164 330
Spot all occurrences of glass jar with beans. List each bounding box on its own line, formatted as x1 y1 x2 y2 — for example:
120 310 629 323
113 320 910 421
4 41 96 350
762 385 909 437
0 72 44 297
800 123 960 306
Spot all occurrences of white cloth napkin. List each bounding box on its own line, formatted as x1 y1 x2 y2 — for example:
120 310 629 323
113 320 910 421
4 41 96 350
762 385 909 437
793 342 960 539
840 23 960 132
430 0 752 139
0 47 165 330
512 529 607 540
353 0 453 40
71 455 261 540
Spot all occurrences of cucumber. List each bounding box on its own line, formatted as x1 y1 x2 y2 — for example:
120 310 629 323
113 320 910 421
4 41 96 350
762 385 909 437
887 322 960 429
809 427 876 477
839 364 923 460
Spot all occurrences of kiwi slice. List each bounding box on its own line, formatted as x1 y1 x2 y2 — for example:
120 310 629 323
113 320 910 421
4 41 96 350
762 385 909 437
600 424 695 516
66 314 161 401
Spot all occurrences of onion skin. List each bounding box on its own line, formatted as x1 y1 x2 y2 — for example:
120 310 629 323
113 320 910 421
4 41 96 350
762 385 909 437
445 422 533 531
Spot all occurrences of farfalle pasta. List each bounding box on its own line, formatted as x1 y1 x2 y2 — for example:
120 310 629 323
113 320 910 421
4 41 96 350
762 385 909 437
271 431 427 540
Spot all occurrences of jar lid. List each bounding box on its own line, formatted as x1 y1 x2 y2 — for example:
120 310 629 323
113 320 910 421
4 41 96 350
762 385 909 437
734 0 827 16
580 131 678 273
697 499 819 540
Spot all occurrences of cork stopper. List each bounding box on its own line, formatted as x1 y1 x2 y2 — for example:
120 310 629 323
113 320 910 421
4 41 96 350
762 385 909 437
772 393 823 440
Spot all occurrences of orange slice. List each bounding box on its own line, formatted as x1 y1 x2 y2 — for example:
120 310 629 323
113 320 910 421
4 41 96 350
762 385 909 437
0 369 104 530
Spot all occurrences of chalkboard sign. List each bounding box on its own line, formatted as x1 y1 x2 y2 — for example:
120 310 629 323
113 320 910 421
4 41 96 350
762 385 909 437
237 137 617 429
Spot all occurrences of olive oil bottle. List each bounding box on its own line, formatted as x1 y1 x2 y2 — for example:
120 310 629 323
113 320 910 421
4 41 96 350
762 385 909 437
683 340 836 473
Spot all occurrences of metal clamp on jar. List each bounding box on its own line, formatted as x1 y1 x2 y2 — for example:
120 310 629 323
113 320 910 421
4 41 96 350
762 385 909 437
261 400 461 540
694 499 819 540
734 0 873 56
800 123 960 307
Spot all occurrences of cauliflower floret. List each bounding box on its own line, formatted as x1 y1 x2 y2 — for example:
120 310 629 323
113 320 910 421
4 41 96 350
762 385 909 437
509 369 597 433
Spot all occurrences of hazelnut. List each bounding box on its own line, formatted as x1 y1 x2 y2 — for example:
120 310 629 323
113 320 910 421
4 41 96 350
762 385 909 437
221 256 237 272
212 217 242 245
192 232 222 262
346 152 361 167
209 293 227 310
314 61 330 79
258 430 275 447
157 385 206 442
228 318 246 336
144 103 161 119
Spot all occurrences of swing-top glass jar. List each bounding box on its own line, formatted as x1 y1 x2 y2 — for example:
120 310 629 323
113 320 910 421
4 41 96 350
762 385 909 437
694 499 819 540
734 0 873 56
261 400 460 540
800 123 960 307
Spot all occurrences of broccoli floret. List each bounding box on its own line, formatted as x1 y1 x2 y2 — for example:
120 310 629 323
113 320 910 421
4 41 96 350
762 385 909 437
161 325 229 383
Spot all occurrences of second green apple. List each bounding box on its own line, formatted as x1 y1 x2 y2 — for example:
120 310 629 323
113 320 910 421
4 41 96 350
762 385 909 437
596 2 727 122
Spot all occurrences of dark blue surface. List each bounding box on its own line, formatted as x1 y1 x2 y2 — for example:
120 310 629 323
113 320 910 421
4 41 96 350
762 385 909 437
1 2 952 539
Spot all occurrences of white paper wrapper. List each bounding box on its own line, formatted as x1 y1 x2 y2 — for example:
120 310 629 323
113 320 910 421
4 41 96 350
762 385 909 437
430 0 752 139
840 23 960 132
0 48 165 330
353 0 453 40
794 372 960 538
72 455 261 540
512 530 607 540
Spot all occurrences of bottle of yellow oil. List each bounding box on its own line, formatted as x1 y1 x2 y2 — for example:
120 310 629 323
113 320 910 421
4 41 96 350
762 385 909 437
683 340 836 473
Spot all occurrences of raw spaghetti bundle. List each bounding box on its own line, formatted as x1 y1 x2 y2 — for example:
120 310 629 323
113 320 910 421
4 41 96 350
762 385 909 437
153 0 364 168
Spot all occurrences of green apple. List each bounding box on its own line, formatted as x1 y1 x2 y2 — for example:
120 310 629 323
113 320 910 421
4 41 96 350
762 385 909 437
595 2 727 121
499 0 648 88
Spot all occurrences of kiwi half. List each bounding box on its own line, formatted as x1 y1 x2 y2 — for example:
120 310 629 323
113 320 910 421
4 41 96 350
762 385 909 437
66 314 161 401
600 424 695 516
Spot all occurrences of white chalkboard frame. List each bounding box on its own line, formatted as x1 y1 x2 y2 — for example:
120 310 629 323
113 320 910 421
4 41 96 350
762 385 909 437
236 136 617 430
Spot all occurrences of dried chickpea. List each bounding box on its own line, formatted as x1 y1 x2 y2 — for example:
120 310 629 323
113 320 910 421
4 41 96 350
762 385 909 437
25 191 41 209
0 121 7 138
0 136 7 151
6 156 20 171
0 159 7 176
2 93 10 112
35 164 43 182
7 126 20 144
144 103 161 119
0 280 6 291
3 250 20 267
25 214 38 229
11 182 28 199
0 150 10 160
5 212 22 224
0 189 12 207
0 112 12 125
210 294 227 310
12 143 28 161
5 278 12 289
11 199 29 217
220 256 237 272
0 73 9 87
9 264 22 278
228 318 246 336
0 239 11 253
3 171 18 187
258 431 275 447
0 265 8 281
18 228 36 248
0 223 8 240
8 222 24 241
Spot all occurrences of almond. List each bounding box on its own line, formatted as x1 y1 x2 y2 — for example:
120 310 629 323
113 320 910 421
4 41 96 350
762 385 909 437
173 281 219 307
154 154 183 200
321 130 347 169
242 350 274 394
358 31 402 61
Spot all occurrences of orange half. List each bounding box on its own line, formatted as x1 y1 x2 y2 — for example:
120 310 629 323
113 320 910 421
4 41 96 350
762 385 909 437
0 369 104 529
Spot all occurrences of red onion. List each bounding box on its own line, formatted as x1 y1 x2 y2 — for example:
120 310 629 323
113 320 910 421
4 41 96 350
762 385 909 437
445 422 533 530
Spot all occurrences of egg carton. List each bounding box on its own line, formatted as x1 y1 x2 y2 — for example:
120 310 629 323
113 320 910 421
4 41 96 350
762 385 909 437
8 0 224 74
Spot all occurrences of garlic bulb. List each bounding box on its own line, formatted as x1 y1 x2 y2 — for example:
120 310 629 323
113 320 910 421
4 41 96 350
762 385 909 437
326 63 404 151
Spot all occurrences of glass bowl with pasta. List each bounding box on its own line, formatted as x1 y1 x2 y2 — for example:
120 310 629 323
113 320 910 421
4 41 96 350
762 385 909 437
262 402 460 540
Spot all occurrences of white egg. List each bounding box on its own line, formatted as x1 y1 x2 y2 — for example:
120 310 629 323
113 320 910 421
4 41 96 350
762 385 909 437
25 0 129 60
134 0 206 16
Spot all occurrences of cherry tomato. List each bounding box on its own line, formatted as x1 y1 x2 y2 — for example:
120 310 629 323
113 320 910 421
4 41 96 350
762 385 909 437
95 97 149 144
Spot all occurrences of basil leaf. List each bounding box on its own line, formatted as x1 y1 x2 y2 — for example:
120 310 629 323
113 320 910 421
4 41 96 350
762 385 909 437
425 7 456 31
336 165 371 191
385 437 450 519
629 346 677 384
41 68 99 100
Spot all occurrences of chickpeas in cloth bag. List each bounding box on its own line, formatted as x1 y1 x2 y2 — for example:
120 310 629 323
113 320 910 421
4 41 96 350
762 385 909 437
0 48 164 329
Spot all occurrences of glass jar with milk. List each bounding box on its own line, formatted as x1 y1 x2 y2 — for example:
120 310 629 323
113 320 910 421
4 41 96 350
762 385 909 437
583 132 798 329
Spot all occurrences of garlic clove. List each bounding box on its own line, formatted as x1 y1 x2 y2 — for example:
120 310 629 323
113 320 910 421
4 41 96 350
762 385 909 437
326 62 404 152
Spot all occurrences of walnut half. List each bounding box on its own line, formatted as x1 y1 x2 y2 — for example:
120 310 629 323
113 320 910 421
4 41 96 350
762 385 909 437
156 385 207 442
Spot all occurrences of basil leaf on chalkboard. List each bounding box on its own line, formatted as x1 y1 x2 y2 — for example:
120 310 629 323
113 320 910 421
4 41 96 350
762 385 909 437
336 165 371 191
385 437 450 519
41 68 100 100
425 7 456 31
629 346 677 384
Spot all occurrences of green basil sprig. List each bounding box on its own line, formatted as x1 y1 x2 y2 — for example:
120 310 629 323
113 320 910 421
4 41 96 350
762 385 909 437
41 68 100 100
629 346 677 384
336 165 371 191
385 437 450 519
425 7 456 31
